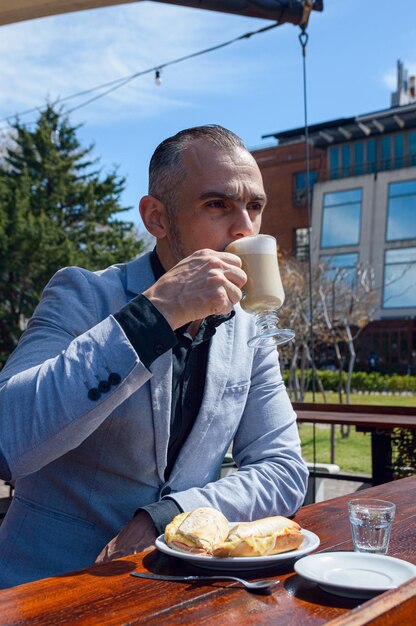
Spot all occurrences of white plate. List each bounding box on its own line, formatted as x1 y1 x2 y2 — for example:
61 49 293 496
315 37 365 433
155 528 320 571
295 552 416 599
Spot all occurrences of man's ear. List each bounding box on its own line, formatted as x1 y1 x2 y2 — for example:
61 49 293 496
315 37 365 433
139 195 168 239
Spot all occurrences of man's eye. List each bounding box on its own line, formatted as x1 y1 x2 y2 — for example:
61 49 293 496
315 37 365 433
207 200 226 208
249 204 263 212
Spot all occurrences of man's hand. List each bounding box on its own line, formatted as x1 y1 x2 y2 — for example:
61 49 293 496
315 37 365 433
143 249 246 330
95 510 158 563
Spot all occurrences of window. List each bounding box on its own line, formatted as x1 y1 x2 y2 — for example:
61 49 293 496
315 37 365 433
367 140 377 172
330 141 376 179
354 142 364 175
383 247 416 308
293 171 318 206
386 179 416 241
326 131 416 181
409 131 416 166
329 147 339 179
394 135 404 168
294 227 310 260
381 136 391 170
320 252 358 284
341 145 351 176
321 188 362 248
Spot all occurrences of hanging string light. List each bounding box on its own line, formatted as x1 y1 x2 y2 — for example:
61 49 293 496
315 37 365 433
155 69 162 86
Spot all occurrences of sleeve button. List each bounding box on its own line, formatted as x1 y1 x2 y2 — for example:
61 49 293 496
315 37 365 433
154 344 164 355
98 380 111 393
108 373 121 386
88 388 101 401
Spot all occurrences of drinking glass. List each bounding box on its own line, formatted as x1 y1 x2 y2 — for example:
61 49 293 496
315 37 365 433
225 234 295 348
348 498 396 555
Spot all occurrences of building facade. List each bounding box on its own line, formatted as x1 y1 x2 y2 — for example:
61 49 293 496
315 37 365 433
252 62 416 373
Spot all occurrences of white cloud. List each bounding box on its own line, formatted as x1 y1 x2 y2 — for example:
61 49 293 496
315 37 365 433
0 3 268 126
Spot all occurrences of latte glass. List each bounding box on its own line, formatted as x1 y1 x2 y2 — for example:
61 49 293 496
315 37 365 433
226 234 295 348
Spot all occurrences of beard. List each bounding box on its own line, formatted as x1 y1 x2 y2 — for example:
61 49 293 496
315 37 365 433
166 211 186 263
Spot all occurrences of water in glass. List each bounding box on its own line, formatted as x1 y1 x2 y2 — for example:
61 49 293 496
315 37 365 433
348 499 396 555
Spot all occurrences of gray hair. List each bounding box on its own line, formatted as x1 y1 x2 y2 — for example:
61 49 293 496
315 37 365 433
148 125 247 213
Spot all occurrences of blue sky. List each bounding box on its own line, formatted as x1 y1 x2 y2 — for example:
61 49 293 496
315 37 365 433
0 0 415 234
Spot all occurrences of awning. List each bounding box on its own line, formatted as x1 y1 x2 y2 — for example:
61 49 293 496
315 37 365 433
0 1 323 27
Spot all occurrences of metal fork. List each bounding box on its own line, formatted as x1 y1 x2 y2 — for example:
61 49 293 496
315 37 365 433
131 571 280 594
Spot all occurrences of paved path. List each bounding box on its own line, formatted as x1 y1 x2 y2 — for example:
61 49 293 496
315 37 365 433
319 477 367 500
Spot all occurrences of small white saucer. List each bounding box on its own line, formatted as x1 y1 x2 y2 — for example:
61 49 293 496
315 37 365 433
294 551 416 599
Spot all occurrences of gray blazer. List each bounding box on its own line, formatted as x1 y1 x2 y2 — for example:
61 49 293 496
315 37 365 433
0 252 308 587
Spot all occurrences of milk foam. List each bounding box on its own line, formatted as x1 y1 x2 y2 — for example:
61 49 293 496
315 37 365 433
226 234 276 255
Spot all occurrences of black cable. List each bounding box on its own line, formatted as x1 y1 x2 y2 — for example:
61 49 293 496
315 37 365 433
0 21 280 127
299 27 317 502
299 28 316 400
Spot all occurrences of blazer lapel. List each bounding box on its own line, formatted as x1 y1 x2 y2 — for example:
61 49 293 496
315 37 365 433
199 318 234 428
149 351 173 482
126 252 173 481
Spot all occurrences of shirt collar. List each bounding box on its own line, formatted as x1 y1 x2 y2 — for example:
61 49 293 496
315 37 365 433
150 247 165 281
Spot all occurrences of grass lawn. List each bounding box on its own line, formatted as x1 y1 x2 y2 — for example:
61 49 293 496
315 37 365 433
299 423 372 475
296 392 415 474
300 392 416 407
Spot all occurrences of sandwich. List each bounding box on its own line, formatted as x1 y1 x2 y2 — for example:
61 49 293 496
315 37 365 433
212 516 303 557
164 507 304 558
164 507 229 554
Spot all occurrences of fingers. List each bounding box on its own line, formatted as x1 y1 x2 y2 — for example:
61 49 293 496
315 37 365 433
95 540 154 564
95 536 129 564
202 249 244 273
95 544 110 564
221 250 244 267
144 249 247 329
203 269 244 313
95 512 158 564
194 251 247 312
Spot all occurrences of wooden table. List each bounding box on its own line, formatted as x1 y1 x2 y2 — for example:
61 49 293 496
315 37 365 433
1 477 415 625
294 402 416 485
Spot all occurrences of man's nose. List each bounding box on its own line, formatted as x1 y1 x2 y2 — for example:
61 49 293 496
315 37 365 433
230 210 255 239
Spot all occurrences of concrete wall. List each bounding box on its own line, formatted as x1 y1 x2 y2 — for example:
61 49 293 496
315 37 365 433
253 142 326 255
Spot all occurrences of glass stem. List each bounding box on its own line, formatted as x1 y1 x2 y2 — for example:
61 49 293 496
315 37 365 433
254 309 280 332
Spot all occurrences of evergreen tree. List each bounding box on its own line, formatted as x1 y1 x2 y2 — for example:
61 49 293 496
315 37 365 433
0 104 146 366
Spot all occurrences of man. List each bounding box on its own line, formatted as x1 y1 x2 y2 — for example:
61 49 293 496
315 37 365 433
0 125 308 587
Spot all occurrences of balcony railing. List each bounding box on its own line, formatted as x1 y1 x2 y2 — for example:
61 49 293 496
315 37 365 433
328 153 416 181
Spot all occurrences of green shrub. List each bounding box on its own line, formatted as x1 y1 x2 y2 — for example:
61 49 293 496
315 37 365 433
392 428 416 478
350 371 367 391
284 369 416 393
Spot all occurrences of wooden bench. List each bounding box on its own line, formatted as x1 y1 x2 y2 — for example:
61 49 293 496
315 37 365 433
294 402 416 485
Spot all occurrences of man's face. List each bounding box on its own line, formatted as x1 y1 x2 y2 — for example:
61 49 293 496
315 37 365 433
160 140 267 268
